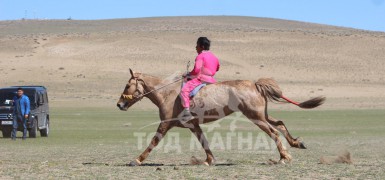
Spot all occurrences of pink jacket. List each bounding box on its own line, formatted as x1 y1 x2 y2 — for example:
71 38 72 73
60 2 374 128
190 51 220 83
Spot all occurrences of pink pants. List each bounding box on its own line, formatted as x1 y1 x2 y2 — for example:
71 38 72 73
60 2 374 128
180 78 202 108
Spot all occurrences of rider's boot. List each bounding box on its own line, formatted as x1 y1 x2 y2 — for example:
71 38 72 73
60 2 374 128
181 108 195 122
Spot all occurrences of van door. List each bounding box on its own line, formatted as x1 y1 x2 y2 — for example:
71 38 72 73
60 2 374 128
41 91 48 128
37 91 45 128
43 91 49 117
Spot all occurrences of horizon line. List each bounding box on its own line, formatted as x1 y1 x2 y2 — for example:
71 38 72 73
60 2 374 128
0 15 383 33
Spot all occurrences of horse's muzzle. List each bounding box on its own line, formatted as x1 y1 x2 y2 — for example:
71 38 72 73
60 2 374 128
117 102 127 111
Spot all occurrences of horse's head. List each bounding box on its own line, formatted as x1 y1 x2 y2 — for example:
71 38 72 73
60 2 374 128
117 69 145 111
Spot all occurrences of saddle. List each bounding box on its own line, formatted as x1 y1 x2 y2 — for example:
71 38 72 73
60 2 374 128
189 84 207 98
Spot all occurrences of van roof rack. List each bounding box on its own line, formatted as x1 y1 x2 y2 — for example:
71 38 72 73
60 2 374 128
10 86 46 89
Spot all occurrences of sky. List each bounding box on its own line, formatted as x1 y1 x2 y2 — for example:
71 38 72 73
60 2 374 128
0 0 384 32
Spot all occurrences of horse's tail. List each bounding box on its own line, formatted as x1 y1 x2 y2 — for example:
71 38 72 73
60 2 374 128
255 78 325 109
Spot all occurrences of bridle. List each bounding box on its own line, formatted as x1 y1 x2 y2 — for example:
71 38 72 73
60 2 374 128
121 76 184 102
121 61 190 103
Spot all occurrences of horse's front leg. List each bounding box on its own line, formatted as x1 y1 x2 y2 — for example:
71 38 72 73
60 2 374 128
129 122 172 166
189 124 215 166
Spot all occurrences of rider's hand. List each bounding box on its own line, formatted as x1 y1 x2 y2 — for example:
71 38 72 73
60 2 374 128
24 114 29 119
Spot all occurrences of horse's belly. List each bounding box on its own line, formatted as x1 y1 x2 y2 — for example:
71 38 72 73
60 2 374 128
190 92 237 122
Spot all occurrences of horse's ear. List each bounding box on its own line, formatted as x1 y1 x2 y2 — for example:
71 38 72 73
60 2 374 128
129 68 134 78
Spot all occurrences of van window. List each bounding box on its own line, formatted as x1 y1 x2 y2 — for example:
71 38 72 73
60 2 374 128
0 90 16 106
44 93 48 103
39 92 44 104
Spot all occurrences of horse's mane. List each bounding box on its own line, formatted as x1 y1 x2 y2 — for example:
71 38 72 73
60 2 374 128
135 71 183 88
161 71 183 83
134 71 182 83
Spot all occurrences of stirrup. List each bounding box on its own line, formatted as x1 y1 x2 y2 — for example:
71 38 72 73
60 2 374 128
181 114 195 122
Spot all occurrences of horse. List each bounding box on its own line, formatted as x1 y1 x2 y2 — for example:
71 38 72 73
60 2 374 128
117 69 325 166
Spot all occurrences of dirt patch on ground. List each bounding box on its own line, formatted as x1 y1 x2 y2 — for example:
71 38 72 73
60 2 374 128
320 150 353 164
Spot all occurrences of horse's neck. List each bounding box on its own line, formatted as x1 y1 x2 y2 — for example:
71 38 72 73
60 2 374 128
142 74 180 109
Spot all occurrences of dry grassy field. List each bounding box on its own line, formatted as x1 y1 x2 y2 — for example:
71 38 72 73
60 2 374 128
0 16 384 179
0 108 384 179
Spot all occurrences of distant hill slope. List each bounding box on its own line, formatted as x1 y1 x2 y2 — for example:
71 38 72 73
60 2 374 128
0 16 381 36
0 16 384 109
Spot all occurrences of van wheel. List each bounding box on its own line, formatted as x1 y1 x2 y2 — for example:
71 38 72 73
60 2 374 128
40 119 49 137
2 126 12 138
29 119 37 138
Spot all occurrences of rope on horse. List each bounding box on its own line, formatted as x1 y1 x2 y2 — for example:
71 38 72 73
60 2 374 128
121 77 184 100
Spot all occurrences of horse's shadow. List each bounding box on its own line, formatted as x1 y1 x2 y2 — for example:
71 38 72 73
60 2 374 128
82 162 236 167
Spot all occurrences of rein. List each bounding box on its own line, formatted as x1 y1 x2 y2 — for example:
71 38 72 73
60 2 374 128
121 77 184 101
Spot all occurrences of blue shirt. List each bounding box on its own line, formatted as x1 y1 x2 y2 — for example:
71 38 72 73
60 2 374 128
13 95 30 116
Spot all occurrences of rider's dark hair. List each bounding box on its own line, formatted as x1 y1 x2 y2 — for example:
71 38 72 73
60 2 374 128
197 37 210 50
17 87 23 91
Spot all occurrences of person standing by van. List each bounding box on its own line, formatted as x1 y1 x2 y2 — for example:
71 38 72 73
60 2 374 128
11 88 30 140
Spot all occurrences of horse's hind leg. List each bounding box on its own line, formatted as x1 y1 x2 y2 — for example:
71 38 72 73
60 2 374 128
242 110 292 163
189 124 215 166
268 116 306 149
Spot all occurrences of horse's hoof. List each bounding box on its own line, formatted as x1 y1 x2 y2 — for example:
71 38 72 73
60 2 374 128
278 153 292 165
128 159 141 166
203 159 215 166
299 141 307 149
128 161 138 166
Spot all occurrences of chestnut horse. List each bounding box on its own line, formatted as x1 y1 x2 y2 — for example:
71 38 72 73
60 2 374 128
117 69 325 166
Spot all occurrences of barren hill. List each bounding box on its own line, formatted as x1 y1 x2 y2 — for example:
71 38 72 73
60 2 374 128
0 16 384 109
